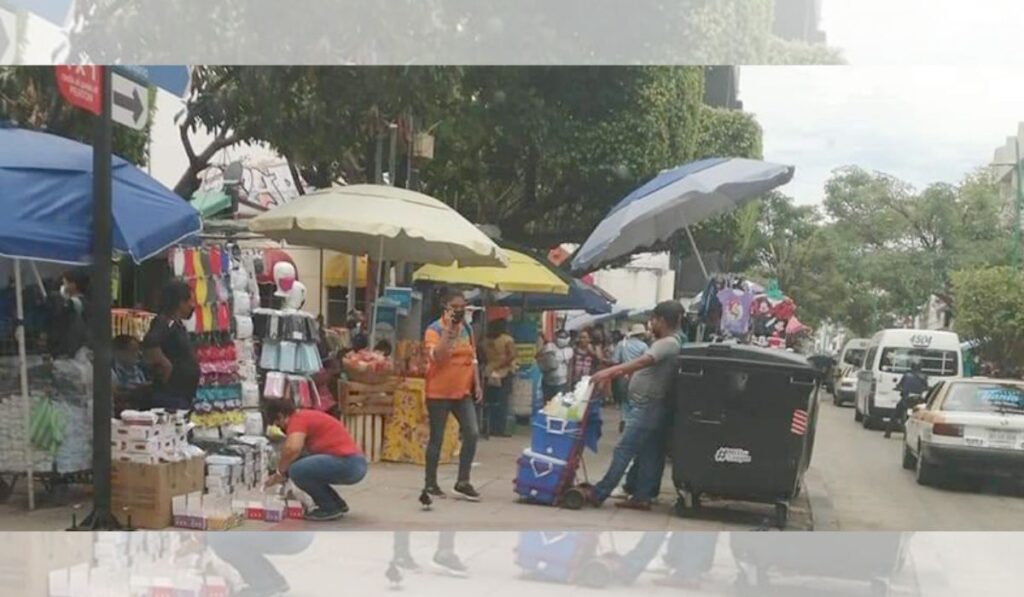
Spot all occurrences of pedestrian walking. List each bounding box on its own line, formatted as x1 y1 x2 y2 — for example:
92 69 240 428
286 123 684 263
422 289 483 501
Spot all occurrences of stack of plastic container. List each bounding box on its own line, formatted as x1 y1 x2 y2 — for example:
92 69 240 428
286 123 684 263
514 380 600 505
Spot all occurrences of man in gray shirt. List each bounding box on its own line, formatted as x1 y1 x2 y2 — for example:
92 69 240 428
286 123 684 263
588 301 684 508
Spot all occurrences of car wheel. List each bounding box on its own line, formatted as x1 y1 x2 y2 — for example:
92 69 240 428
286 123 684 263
902 443 917 470
915 444 942 486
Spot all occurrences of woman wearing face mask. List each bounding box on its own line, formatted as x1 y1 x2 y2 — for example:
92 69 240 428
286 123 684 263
47 269 90 358
422 289 483 501
536 330 574 400
142 281 200 411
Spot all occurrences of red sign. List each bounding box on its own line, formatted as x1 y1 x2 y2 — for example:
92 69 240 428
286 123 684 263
55 65 103 115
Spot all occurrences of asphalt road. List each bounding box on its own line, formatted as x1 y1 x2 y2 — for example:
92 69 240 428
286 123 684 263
813 392 1024 530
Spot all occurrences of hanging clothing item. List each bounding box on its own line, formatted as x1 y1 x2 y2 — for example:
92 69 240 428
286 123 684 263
717 288 752 337
771 297 796 322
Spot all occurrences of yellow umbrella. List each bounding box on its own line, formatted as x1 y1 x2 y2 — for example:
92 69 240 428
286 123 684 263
324 253 369 287
413 249 569 294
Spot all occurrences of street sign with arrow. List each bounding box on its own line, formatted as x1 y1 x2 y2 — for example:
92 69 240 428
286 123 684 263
110 72 149 130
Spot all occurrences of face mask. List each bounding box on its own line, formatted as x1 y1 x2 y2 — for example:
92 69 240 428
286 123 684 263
556 338 570 348
450 309 465 324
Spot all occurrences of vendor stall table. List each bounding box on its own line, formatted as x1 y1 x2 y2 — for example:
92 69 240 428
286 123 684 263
381 377 460 465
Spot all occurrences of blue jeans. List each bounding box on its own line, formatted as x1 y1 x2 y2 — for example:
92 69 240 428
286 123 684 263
288 453 367 512
592 401 663 503
616 532 668 584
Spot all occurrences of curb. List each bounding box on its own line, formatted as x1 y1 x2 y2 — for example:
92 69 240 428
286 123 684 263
804 467 840 531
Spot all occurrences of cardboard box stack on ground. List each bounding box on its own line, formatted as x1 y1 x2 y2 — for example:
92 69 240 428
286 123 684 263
111 455 205 529
112 409 196 464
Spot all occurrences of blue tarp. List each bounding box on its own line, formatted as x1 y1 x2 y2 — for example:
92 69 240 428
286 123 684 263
0 126 202 265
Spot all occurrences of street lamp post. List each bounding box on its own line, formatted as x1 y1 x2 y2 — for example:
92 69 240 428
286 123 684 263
991 128 1024 271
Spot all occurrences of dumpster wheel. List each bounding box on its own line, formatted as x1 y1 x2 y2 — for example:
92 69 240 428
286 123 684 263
673 490 701 518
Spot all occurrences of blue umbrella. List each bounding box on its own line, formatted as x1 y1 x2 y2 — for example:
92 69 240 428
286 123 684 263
497 278 615 314
0 125 202 265
571 157 795 273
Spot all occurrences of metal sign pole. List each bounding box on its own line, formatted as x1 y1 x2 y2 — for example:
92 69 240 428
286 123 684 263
73 66 120 530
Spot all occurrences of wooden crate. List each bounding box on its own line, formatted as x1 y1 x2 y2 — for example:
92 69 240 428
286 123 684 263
342 414 386 463
338 380 398 416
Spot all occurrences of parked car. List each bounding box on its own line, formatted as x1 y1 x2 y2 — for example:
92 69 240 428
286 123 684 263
902 378 1024 486
855 329 962 429
833 338 869 397
834 370 859 406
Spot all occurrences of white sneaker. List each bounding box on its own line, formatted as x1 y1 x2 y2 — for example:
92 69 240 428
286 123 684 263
610 488 631 500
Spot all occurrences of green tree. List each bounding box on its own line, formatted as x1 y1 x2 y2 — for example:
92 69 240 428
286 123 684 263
952 266 1024 373
68 1 841 65
818 166 1013 330
422 66 708 246
176 66 461 196
0 66 151 165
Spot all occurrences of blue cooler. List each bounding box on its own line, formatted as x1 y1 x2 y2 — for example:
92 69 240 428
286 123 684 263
514 450 568 505
531 413 582 460
515 532 600 583
531 407 602 459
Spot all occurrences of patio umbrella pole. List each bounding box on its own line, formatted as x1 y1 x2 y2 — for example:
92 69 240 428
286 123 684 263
14 259 33 510
370 236 384 346
346 255 356 320
684 223 710 282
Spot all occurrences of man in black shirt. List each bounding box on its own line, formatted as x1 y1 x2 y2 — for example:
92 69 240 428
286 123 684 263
885 361 929 438
143 281 199 411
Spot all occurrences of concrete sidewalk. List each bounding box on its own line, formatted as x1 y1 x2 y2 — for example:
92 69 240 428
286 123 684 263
0 407 814 531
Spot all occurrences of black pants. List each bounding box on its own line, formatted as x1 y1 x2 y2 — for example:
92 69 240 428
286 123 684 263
394 531 456 559
885 397 910 437
425 397 479 487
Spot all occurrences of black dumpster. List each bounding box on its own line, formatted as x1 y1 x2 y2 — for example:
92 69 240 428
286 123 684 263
671 343 821 528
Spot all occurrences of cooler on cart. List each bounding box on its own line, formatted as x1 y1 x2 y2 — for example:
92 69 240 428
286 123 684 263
514 389 602 510
515 532 602 585
670 343 820 528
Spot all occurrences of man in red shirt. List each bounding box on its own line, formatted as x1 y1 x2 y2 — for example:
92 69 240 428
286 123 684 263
264 399 367 521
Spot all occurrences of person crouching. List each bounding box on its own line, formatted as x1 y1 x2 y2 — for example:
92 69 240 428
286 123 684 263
263 399 367 521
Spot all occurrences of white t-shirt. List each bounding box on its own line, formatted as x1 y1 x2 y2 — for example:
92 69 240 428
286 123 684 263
539 343 574 386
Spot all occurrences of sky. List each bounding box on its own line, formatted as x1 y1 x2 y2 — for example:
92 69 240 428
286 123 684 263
15 0 1024 207
739 0 1024 205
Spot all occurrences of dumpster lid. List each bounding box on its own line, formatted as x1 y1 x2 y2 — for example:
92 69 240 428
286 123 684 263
679 343 816 371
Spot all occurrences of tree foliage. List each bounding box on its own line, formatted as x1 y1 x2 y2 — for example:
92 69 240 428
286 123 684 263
748 167 1015 335
952 267 1024 373
0 66 151 165
66 0 841 65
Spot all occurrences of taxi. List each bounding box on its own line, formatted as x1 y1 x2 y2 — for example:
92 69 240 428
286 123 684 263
902 378 1024 486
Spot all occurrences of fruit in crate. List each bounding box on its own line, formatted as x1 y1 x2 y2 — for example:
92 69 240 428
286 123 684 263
343 349 394 379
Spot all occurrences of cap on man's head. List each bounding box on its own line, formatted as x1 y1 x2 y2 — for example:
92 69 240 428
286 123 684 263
628 324 647 337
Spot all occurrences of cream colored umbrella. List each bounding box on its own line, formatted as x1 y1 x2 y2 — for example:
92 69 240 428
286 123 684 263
250 184 507 267
250 184 508 339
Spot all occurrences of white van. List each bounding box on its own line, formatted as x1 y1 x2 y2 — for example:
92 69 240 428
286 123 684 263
833 338 870 399
855 329 962 429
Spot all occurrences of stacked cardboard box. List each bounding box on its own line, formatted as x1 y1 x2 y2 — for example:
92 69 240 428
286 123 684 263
111 456 206 529
112 409 196 464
